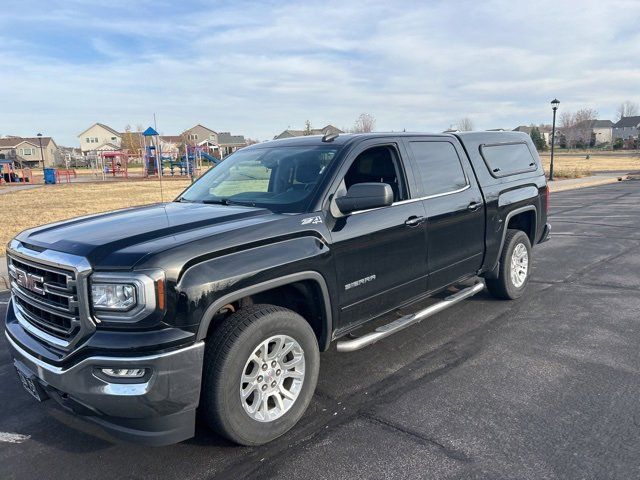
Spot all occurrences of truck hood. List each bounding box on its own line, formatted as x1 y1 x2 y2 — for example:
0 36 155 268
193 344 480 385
16 202 277 268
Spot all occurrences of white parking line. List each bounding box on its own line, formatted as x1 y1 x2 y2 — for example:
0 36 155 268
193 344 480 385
0 432 30 443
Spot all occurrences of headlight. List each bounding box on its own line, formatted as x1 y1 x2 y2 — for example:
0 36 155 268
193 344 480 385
91 283 137 311
90 271 164 323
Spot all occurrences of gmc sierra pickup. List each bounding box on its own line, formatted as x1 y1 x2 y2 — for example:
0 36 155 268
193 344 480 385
5 131 550 446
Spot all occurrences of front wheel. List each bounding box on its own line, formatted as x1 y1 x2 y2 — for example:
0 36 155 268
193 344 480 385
486 229 532 300
201 305 319 445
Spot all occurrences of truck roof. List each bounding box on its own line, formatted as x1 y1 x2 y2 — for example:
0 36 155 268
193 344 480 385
256 132 453 148
255 131 531 149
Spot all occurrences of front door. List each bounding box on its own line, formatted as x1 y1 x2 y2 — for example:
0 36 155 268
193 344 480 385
329 142 428 330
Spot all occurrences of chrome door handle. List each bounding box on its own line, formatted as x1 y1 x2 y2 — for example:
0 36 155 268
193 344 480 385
405 216 425 227
467 202 480 211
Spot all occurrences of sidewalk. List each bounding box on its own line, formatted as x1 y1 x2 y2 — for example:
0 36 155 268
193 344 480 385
0 174 633 292
0 184 43 194
548 172 627 192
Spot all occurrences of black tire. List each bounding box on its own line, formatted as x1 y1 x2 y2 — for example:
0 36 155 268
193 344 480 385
486 229 532 300
201 304 320 446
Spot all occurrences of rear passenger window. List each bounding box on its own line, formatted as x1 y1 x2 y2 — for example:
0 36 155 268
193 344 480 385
408 141 468 196
480 142 537 177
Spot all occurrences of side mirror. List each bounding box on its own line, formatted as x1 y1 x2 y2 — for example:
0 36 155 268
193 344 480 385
335 182 394 214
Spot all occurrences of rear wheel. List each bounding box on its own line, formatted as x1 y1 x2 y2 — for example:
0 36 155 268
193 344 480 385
486 229 532 300
201 304 319 445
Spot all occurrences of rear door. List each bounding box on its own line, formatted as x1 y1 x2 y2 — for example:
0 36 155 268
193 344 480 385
404 137 485 291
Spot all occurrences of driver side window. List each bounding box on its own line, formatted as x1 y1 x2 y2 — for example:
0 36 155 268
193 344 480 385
343 145 408 202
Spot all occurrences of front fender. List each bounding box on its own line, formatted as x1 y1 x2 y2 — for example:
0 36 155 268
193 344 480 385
175 236 335 349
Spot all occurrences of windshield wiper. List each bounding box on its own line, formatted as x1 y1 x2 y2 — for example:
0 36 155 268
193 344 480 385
201 198 257 207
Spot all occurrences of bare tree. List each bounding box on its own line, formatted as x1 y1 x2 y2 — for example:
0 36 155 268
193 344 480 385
121 124 138 154
574 108 598 147
353 113 376 133
616 101 639 120
244 138 260 145
123 124 146 155
458 117 474 131
559 111 576 148
303 120 313 135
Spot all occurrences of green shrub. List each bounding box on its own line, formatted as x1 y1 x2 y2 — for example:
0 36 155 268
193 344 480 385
613 138 624 150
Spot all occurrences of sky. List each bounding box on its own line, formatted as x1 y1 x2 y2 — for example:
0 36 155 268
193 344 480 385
1 0 639 146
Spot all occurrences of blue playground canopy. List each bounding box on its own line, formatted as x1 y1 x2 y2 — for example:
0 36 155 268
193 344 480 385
142 127 159 136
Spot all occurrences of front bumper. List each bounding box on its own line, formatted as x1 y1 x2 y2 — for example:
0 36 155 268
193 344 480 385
6 331 205 446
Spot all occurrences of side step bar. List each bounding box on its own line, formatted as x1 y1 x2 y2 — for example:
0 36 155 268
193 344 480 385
336 282 485 353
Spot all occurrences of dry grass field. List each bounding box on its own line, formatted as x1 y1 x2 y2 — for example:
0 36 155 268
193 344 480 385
0 180 190 256
539 152 640 173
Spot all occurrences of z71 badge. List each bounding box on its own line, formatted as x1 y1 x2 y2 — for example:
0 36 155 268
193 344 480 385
301 216 323 225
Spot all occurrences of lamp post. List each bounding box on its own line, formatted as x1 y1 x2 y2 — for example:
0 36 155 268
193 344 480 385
37 132 45 169
549 99 560 181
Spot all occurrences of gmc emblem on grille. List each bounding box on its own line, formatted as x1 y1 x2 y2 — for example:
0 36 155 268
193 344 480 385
11 266 45 295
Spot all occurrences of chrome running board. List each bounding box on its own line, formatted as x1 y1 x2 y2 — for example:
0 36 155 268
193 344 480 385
336 282 485 353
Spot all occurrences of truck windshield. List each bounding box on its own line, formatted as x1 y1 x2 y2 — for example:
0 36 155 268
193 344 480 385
178 145 339 212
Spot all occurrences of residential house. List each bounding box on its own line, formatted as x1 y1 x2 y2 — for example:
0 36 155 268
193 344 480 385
513 125 534 135
217 132 247 156
537 125 554 145
76 123 246 160
274 124 343 140
182 124 218 146
180 126 247 157
0 135 59 168
59 146 85 167
612 116 640 141
78 123 122 154
159 136 183 157
513 125 555 145
572 119 613 145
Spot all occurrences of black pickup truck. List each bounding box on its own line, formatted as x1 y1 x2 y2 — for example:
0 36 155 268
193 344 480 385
5 131 550 446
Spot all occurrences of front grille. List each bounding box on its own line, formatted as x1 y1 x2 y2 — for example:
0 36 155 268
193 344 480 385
8 254 81 342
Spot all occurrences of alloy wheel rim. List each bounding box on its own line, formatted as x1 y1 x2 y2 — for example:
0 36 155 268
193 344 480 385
240 334 305 422
510 243 529 288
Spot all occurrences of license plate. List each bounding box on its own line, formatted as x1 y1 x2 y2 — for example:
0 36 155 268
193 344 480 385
15 365 47 402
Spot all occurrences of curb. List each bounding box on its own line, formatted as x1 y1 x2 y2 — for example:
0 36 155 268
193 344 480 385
548 176 623 193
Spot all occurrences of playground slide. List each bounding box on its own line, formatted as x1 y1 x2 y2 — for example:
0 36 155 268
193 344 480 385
200 152 222 165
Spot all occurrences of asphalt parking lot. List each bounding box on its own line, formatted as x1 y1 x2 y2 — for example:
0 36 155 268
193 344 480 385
1 180 639 479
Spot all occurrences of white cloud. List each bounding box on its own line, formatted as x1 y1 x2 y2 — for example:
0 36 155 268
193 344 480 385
0 0 639 144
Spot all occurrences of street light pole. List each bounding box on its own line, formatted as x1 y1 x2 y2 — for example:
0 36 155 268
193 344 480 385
37 132 45 169
549 99 560 181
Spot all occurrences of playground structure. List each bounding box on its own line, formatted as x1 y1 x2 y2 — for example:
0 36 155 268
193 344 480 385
56 169 77 183
168 145 221 177
142 127 163 177
0 159 32 184
100 151 130 178
143 128 222 178
49 125 230 184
